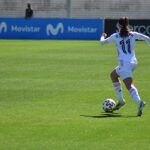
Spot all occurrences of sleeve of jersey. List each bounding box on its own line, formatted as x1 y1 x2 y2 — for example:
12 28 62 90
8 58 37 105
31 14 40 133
134 32 150 46
100 34 115 45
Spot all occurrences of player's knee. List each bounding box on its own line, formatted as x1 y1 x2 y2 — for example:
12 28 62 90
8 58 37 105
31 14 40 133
123 78 132 90
125 84 132 90
110 71 119 82
110 71 116 81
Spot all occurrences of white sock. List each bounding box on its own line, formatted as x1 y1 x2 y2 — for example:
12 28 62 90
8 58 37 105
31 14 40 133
129 85 141 105
113 82 123 102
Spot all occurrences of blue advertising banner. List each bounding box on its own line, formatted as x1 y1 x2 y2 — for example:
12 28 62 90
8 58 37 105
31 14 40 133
0 18 103 40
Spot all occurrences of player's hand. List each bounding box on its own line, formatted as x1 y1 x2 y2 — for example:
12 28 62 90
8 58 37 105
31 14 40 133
102 33 107 38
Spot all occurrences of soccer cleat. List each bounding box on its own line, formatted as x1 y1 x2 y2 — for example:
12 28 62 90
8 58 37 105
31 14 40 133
137 101 145 117
113 100 126 111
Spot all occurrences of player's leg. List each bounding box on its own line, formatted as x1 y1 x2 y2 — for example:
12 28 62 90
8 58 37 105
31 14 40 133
123 77 140 105
123 77 145 116
110 69 125 110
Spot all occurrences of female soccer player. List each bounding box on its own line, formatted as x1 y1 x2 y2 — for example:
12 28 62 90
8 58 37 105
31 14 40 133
100 17 150 116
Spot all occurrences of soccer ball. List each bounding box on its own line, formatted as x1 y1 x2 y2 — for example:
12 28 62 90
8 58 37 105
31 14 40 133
102 98 116 112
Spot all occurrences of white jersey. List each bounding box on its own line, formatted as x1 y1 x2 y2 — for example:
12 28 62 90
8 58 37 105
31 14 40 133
100 32 150 63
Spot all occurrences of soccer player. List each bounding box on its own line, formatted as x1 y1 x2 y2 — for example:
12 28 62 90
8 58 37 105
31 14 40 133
100 17 150 116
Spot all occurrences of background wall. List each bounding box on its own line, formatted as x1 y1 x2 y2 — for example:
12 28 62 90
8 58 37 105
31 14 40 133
0 0 150 19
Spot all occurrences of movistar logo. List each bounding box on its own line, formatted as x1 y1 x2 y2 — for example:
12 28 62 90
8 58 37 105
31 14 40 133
46 23 64 36
0 22 7 33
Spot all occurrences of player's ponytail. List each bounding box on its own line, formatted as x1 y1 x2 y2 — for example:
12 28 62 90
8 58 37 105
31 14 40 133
117 17 130 37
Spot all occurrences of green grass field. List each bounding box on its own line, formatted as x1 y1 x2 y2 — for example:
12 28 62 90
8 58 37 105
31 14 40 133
0 40 150 150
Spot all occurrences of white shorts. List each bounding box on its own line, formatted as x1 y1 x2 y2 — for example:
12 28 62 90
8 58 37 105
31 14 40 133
115 60 137 80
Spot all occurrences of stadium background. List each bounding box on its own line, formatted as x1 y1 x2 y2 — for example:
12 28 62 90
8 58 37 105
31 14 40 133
0 0 150 40
0 0 150 19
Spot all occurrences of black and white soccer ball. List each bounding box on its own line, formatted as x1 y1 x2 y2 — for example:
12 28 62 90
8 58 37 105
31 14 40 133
102 98 116 112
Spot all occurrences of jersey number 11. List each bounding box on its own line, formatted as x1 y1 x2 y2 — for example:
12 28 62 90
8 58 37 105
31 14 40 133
120 39 131 54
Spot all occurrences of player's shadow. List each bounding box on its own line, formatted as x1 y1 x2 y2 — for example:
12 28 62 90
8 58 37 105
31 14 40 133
80 112 137 118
